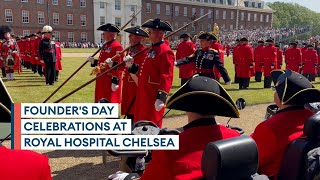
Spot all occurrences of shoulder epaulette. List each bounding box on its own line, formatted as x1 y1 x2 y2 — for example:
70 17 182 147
208 48 218 53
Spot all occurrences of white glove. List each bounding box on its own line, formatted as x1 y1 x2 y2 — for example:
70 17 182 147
124 55 134 68
87 56 94 64
108 171 129 180
174 61 178 67
155 99 165 112
226 81 232 85
111 83 119 91
105 58 113 67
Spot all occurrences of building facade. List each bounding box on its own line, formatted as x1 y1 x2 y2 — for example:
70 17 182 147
141 0 273 41
93 0 142 46
0 0 94 42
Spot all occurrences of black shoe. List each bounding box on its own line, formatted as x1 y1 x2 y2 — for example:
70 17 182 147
49 83 54 86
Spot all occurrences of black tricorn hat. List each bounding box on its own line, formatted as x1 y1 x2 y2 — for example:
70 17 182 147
97 23 120 33
307 44 314 48
180 33 192 39
275 44 280 48
142 18 173 31
258 40 264 43
235 39 240 42
240 38 248 42
166 75 240 118
198 32 217 41
290 42 298 46
266 39 274 43
271 70 320 105
124 26 149 37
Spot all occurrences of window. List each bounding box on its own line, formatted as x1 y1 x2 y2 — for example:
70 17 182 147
66 0 72 6
230 24 233 30
81 15 86 26
23 30 30 36
260 14 263 22
230 11 234 19
248 13 251 21
219 0 223 4
53 31 60 41
199 23 203 31
240 25 244 29
52 0 58 5
175 6 179 16
21 0 28 2
100 16 105 25
38 11 45 24
241 12 244 21
68 32 74 42
207 24 211 31
81 32 87 42
184 22 187 31
208 10 212 18
100 2 104 8
223 11 226 19
156 4 160 14
146 3 151 13
53 13 59 25
192 23 195 32
115 17 121 27
115 0 121 10
67 14 73 25
192 8 196 16
227 0 232 5
80 0 86 7
174 22 179 29
215 10 219 19
37 0 44 4
200 9 204 16
131 5 135 12
254 14 257 22
184 7 187 16
166 5 170 15
266 15 269 22
5 9 13 22
22 10 29 23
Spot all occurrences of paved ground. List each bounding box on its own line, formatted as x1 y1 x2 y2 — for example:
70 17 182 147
2 103 270 180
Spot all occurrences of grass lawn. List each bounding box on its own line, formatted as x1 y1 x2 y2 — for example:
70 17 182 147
61 48 99 53
5 56 320 117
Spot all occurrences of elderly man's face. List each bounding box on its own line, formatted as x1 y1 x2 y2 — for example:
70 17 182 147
148 28 164 42
128 33 143 46
103 31 116 41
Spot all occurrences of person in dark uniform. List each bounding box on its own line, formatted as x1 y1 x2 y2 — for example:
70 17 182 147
108 75 240 180
175 32 231 85
39 25 56 85
251 69 320 179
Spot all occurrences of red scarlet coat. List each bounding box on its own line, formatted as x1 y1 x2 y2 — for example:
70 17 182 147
276 48 283 69
251 107 314 178
286 48 302 73
263 45 277 77
30 39 37 65
176 40 196 79
140 119 240 180
0 146 52 180
134 41 175 127
211 42 225 78
254 45 264 72
302 49 318 74
236 44 254 78
94 39 124 103
225 44 231 55
34 38 42 65
25 39 31 63
233 44 241 72
55 42 62 70
121 43 147 116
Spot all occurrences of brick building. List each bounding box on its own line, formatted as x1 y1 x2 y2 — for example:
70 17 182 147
0 0 94 42
141 0 274 41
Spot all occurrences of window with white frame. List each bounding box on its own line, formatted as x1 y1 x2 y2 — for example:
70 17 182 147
175 6 179 16
146 3 151 13
80 0 86 7
81 15 86 26
230 11 234 19
260 14 263 22
156 4 160 14
254 14 257 22
5 9 13 22
67 14 73 25
68 32 74 42
230 24 233 30
208 10 212 18
192 8 196 16
53 31 60 41
223 11 226 19
100 16 105 25
207 24 211 31
266 15 269 22
81 32 87 42
21 0 28 2
248 13 251 21
131 5 135 12
184 22 187 31
53 13 59 25
52 0 58 5
100 2 104 8
23 30 30 36
66 0 72 6
184 7 187 16
200 9 204 16
199 23 203 31
115 17 121 27
22 10 29 23
192 23 195 32
115 0 121 10
174 22 179 29
38 11 45 24
241 12 244 21
215 10 219 19
166 5 170 15
37 0 44 4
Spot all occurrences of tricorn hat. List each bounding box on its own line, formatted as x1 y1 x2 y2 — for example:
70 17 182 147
307 44 314 48
97 23 120 33
258 40 264 43
198 32 217 41
142 18 173 31
124 26 149 37
240 38 248 42
180 33 192 39
166 75 240 118
271 70 320 105
266 39 274 43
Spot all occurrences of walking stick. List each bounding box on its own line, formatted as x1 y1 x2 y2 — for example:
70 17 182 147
53 12 211 103
43 10 141 103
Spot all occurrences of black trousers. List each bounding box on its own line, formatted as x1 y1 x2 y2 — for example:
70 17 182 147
264 76 272 88
239 78 250 89
38 65 43 76
55 70 59 81
181 78 189 86
303 74 316 82
255 72 262 82
45 61 56 85
234 72 239 83
1 67 6 78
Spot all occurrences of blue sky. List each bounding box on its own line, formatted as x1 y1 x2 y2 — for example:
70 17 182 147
264 0 320 12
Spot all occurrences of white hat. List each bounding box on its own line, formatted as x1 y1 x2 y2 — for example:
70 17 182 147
42 25 53 33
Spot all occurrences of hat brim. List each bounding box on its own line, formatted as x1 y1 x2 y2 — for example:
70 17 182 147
141 19 173 31
124 28 149 37
180 34 192 39
271 70 285 84
284 88 320 105
97 24 120 33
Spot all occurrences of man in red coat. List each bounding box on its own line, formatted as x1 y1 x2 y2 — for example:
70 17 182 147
233 39 241 83
121 26 149 121
275 44 283 69
254 40 265 82
88 23 124 103
176 33 196 85
54 36 62 82
237 38 254 89
35 31 44 77
262 39 277 88
108 75 240 180
285 42 302 73
251 69 320 179
302 44 318 81
0 144 52 180
125 18 175 127
225 43 231 57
